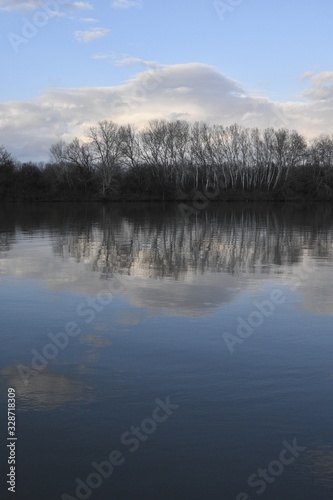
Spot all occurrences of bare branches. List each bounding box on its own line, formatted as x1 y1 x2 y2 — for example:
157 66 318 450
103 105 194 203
42 121 333 201
0 145 13 166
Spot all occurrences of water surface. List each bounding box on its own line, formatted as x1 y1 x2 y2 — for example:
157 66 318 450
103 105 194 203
0 202 333 500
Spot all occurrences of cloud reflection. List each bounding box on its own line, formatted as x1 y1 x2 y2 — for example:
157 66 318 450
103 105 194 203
303 445 333 491
2 366 91 410
0 204 332 317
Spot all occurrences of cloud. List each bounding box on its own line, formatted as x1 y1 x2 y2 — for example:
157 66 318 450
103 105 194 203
115 57 160 68
75 27 110 42
112 0 142 8
80 17 98 22
71 1 93 9
301 71 333 101
0 64 332 162
301 71 314 81
92 52 115 59
0 0 93 11
0 0 41 10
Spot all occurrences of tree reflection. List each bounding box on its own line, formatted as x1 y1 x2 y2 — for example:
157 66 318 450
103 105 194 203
46 204 333 280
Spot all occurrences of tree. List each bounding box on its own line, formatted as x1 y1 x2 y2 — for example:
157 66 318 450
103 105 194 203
87 121 124 197
121 124 149 194
0 145 12 166
65 138 95 193
310 135 333 167
49 140 74 191
0 146 15 198
16 162 43 198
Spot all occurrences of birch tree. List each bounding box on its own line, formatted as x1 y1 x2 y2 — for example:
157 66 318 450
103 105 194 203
87 121 124 197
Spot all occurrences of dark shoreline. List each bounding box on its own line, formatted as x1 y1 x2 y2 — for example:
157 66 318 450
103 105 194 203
2 195 333 203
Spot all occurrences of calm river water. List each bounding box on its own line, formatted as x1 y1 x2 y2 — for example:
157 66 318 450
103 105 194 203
0 202 333 500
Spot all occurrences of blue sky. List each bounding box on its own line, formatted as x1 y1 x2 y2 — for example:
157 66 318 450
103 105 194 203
0 0 332 161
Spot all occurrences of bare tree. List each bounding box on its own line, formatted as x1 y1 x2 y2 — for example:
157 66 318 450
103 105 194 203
0 145 15 197
0 145 12 165
87 121 124 197
41 120 327 201
65 138 95 192
49 140 73 191
310 135 333 167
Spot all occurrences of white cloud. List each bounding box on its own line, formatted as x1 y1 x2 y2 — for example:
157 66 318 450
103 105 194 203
92 52 115 59
0 64 332 162
115 57 160 68
301 71 314 81
71 1 93 9
301 71 333 102
75 27 110 42
112 0 142 9
80 17 98 22
0 0 93 10
0 0 44 10
0 0 93 15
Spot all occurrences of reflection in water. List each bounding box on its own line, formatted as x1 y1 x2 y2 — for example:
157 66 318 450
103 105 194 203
79 334 112 347
304 445 333 490
1 366 90 410
0 233 13 256
1 203 333 499
50 204 333 279
0 203 332 316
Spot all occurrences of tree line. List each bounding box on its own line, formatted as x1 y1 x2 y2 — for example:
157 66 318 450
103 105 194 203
1 120 333 201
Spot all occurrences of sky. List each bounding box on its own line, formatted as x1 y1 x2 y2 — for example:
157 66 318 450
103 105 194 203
0 0 332 161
